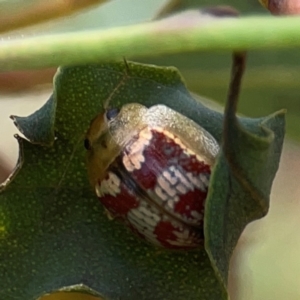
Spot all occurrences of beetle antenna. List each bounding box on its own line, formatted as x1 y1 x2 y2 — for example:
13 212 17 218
123 57 131 76
103 58 131 110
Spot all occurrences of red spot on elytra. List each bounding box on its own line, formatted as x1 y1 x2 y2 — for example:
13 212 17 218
98 127 211 249
98 178 139 217
128 129 210 189
174 190 206 224
154 220 202 249
154 221 178 248
124 129 210 224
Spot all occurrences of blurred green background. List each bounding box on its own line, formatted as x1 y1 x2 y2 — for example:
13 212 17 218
0 1 300 300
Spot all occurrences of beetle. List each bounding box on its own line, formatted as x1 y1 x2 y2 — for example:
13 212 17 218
84 103 219 249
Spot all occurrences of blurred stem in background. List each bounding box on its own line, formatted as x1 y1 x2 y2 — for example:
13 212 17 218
259 0 300 15
0 156 10 183
0 69 56 93
0 0 109 33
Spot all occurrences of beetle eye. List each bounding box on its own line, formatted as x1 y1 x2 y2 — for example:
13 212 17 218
106 108 119 121
84 138 91 150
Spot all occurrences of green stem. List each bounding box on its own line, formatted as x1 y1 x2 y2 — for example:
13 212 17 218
1 15 300 71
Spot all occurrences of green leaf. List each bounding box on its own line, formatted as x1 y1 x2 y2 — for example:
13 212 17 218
206 110 285 286
205 53 285 288
11 94 56 146
0 62 224 300
0 61 284 299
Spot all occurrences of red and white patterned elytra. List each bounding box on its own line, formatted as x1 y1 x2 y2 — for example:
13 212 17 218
85 104 219 249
